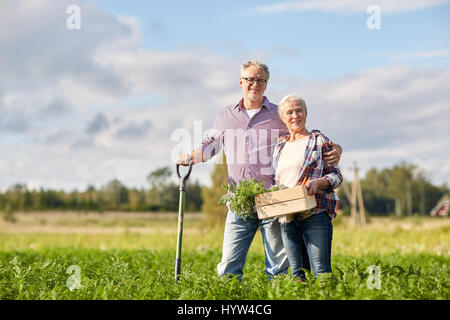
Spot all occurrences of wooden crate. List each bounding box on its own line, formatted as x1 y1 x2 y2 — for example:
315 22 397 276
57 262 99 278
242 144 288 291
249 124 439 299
255 185 317 220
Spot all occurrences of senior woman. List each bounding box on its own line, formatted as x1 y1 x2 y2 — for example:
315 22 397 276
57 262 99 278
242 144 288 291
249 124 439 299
273 94 343 281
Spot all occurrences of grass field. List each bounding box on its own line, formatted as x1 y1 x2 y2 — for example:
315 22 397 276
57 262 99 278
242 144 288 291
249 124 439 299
0 211 448 300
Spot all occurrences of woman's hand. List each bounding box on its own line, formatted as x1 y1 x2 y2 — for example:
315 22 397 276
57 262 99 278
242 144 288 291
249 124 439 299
323 143 342 166
306 178 330 195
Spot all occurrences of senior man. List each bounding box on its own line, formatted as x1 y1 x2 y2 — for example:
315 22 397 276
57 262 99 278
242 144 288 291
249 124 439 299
177 60 342 280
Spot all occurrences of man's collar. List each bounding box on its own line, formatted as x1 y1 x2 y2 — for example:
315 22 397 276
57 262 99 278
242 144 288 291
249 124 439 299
234 96 271 111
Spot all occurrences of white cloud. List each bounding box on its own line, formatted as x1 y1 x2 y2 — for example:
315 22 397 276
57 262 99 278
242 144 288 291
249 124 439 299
1 1 449 192
255 0 450 14
272 66 450 185
339 139 450 188
390 49 450 60
0 0 242 191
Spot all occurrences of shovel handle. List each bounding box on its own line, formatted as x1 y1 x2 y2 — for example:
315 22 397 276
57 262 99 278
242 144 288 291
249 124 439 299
175 258 181 281
176 163 193 191
175 164 191 282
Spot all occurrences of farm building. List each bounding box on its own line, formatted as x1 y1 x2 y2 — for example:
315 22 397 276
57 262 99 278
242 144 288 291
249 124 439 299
430 197 449 217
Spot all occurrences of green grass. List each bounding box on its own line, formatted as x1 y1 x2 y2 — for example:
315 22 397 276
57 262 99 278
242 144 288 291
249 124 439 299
0 248 448 300
0 213 449 300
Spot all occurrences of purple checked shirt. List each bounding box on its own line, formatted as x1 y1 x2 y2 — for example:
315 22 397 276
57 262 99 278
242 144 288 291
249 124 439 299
200 96 289 189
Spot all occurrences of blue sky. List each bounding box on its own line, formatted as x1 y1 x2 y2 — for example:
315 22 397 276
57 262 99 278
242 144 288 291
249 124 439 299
92 0 450 77
1 0 449 191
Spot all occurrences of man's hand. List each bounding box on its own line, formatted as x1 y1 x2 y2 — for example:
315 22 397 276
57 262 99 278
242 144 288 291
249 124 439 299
176 149 204 166
176 153 193 166
323 143 342 166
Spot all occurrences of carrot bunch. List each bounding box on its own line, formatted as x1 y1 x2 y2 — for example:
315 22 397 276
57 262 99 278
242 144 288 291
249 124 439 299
300 177 311 186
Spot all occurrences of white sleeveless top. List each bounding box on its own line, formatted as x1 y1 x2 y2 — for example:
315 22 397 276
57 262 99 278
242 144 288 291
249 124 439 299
275 136 309 188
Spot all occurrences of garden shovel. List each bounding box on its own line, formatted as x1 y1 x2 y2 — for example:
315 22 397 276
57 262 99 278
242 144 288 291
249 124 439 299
175 163 193 281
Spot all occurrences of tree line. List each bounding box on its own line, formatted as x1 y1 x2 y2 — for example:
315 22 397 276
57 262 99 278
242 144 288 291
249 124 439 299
339 162 448 216
0 167 203 214
0 159 448 221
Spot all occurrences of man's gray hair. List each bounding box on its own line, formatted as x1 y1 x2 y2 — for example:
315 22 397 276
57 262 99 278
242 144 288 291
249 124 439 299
240 60 270 81
278 94 307 116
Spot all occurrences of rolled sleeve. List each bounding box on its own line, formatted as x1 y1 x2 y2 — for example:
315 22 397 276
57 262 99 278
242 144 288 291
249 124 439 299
324 169 343 189
320 133 343 190
200 129 223 161
198 107 226 162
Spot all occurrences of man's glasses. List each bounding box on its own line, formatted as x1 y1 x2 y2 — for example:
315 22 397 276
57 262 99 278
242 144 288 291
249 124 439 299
241 77 267 85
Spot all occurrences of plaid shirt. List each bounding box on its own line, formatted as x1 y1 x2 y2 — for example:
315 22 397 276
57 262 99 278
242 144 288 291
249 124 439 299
272 130 343 220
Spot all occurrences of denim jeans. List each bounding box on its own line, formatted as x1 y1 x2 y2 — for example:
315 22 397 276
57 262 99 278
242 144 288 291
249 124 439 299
217 210 289 280
280 212 333 279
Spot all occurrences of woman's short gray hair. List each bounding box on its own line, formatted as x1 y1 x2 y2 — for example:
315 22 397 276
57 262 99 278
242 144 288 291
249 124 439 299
278 94 307 116
240 60 270 81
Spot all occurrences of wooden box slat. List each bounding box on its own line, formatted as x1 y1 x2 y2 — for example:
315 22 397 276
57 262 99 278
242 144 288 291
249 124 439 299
255 185 317 220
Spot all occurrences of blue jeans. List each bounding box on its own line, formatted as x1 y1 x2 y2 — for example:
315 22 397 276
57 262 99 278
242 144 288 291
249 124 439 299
280 212 333 279
217 210 289 280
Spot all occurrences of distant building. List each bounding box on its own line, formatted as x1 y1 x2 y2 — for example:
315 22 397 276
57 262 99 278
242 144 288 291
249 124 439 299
430 197 449 217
